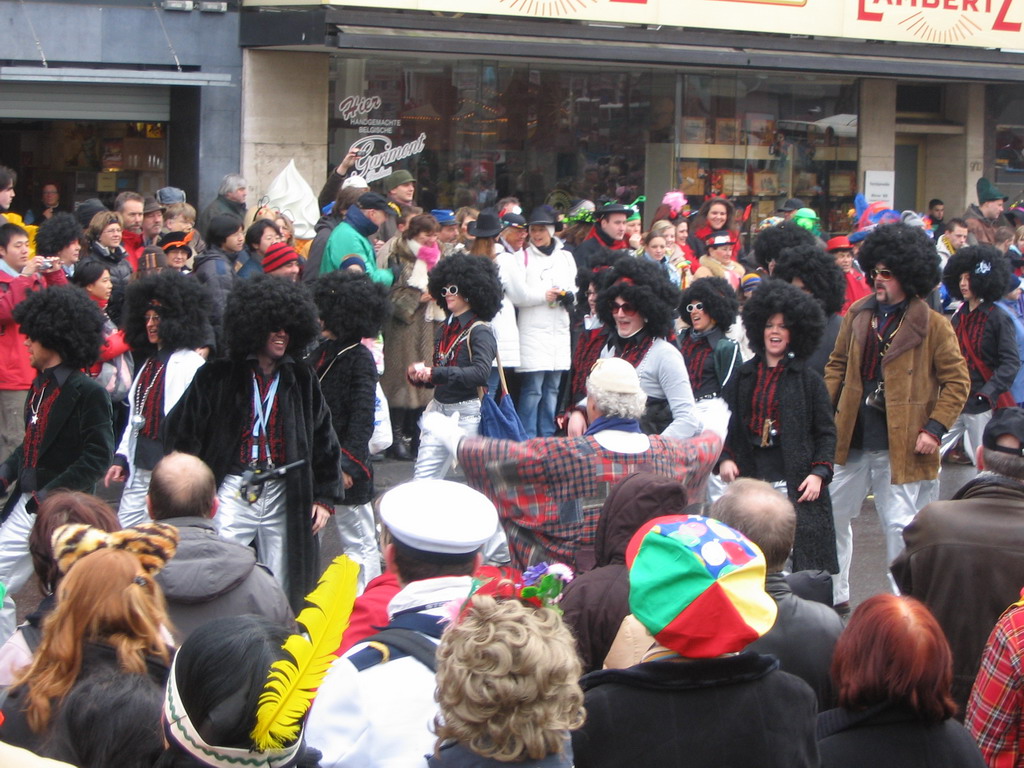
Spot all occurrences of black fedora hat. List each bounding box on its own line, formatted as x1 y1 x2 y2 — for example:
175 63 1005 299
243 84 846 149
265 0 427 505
528 206 557 226
594 201 633 218
467 210 503 238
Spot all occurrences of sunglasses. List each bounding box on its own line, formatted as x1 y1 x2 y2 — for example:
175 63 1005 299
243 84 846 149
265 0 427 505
686 303 705 313
869 268 895 281
611 301 638 316
441 285 459 297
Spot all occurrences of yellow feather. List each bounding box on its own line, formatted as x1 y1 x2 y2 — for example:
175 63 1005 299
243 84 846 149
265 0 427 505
251 555 360 752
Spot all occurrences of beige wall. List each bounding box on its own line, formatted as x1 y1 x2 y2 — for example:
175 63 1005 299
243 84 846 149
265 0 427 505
241 49 330 204
858 79 897 188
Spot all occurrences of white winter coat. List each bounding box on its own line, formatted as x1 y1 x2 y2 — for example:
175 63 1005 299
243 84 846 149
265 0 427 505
490 250 522 368
506 241 577 372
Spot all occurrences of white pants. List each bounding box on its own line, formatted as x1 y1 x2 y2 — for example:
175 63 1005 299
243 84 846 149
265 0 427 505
333 502 380 594
217 474 289 594
414 398 481 480
117 467 153 529
939 410 992 469
0 494 36 644
830 449 938 604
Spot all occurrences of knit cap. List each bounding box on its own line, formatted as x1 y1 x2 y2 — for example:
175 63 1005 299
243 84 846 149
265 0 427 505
263 242 299 273
626 515 777 658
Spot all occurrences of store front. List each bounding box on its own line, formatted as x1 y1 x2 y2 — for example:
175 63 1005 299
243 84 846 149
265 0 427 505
240 1 1024 236
328 58 859 232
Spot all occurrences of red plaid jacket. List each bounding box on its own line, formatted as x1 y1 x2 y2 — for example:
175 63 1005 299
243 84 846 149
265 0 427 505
457 430 722 570
968 592 1024 768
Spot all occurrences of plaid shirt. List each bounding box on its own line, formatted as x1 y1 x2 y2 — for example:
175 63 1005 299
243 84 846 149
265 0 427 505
968 593 1024 767
457 429 722 570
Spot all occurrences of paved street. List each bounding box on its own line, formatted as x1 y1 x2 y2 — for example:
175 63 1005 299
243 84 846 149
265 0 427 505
13 455 978 620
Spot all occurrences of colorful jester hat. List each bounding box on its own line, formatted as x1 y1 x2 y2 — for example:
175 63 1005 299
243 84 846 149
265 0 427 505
626 515 777 658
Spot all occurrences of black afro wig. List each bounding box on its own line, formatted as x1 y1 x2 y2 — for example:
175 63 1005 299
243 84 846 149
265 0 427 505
942 244 1013 304
597 255 678 339
679 276 739 332
773 243 846 316
312 271 391 343
14 285 105 369
222 276 320 361
742 278 825 361
123 271 213 353
752 221 817 272
427 254 504 322
35 213 82 257
857 223 940 300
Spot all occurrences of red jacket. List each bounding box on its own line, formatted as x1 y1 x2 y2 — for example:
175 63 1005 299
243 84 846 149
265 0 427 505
0 268 68 390
336 571 401 655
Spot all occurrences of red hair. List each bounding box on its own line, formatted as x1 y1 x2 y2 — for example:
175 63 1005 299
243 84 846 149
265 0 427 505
831 594 956 722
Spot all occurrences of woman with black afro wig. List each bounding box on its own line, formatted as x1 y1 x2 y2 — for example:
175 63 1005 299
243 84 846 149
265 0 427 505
773 242 847 375
938 244 1020 467
309 272 390 590
103 271 214 527
35 212 82 275
719 279 839 572
751 220 817 273
0 286 113 618
409 254 501 479
594 255 700 439
165 275 342 611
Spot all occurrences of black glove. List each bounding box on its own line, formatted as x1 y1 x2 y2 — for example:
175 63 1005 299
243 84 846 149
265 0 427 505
557 290 576 310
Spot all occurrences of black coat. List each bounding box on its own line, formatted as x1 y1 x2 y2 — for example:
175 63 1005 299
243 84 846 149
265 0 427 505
0 369 113 519
573 653 819 768
309 338 377 505
817 703 985 768
561 472 687 672
724 355 838 572
747 572 844 709
81 241 133 326
166 357 343 610
950 301 1020 410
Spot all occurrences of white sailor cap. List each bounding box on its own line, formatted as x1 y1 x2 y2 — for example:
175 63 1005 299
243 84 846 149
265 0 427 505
379 479 498 555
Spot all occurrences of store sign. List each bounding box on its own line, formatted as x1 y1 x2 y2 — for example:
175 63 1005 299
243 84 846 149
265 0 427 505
336 94 404 135
278 0 1024 51
351 133 428 183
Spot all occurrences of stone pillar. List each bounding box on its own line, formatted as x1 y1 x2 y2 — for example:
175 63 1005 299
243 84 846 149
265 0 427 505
241 49 330 207
858 79 897 196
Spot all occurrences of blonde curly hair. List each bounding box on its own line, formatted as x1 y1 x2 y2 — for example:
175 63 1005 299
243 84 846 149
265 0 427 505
433 595 585 762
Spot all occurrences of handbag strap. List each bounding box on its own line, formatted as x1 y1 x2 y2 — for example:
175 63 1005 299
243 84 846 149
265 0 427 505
464 321 503 400
316 343 360 383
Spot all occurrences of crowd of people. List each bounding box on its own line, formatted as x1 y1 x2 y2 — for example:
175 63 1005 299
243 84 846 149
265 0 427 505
2 156 1024 766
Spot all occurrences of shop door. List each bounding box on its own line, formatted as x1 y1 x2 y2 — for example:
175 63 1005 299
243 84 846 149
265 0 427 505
895 137 926 212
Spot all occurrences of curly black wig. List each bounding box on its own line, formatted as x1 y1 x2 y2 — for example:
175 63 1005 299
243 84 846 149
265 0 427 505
942 244 1013 303
14 285 105 369
741 279 825 361
773 243 846 316
222 275 320 360
35 213 82 257
427 254 504 322
596 255 678 339
312 271 391 342
679 276 739 331
857 223 940 300
122 271 213 352
752 221 817 272
574 246 621 310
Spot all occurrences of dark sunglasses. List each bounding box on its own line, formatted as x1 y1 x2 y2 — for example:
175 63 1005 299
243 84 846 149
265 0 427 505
869 268 895 281
611 301 638 316
441 285 459 297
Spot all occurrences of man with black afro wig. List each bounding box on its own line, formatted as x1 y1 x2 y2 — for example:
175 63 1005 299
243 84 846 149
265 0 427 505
595 254 700 439
824 222 969 615
309 272 390 590
104 271 214 527
0 284 113 639
938 245 1019 468
411 254 502 480
34 212 82 276
773 242 846 375
719 279 837 572
752 220 817 274
167 275 343 611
